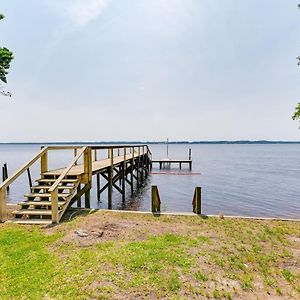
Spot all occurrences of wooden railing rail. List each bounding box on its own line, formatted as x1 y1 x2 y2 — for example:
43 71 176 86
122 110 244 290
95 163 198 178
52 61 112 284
0 147 49 222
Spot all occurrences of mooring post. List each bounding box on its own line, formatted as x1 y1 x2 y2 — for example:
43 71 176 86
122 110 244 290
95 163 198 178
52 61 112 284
192 187 202 215
3 163 9 192
26 168 32 189
151 185 161 213
189 148 192 160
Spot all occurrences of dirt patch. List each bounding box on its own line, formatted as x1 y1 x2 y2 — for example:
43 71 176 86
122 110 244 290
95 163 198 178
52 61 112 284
47 210 213 247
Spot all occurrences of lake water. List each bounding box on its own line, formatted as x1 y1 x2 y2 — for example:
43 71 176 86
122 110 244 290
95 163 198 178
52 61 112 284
0 143 299 218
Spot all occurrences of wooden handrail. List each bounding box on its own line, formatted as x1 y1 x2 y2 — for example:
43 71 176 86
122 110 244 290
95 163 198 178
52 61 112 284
0 147 48 190
49 147 86 193
49 146 86 224
47 145 84 150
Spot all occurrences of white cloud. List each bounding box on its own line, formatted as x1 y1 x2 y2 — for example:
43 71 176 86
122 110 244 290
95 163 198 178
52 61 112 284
46 0 111 27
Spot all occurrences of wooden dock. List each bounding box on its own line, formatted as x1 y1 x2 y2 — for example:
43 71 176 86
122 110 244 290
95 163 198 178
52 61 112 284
151 148 192 170
0 145 152 225
151 159 192 170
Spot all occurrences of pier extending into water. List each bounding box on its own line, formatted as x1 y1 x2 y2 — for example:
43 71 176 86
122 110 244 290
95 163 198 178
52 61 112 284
0 145 152 224
151 148 192 170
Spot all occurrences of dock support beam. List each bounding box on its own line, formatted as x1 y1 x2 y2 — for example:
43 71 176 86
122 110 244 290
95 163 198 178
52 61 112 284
108 148 113 209
96 173 100 201
77 184 81 207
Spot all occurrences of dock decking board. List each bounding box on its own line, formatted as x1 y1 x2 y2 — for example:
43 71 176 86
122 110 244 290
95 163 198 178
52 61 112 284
43 153 140 176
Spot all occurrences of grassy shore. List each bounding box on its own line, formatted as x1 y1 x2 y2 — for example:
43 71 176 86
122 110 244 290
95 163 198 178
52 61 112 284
0 211 300 299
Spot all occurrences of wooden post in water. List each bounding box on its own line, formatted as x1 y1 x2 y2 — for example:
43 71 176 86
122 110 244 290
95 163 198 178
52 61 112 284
192 187 202 214
96 173 100 201
122 146 126 201
26 168 32 188
3 163 9 191
130 147 134 195
188 149 192 171
151 185 161 213
137 147 140 186
108 148 113 209
2 166 4 183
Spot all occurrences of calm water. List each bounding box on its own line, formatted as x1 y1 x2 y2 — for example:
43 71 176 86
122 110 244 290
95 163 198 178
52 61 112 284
0 144 299 218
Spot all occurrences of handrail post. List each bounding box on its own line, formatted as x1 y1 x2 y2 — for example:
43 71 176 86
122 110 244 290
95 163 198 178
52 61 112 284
51 188 59 224
83 147 92 184
192 187 202 214
94 149 97 162
0 188 7 222
74 148 78 165
41 148 48 174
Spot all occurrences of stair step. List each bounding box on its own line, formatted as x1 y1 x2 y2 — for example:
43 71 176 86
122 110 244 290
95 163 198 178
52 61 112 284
24 193 70 198
31 185 74 191
9 219 52 225
18 201 66 207
13 209 52 216
36 178 78 183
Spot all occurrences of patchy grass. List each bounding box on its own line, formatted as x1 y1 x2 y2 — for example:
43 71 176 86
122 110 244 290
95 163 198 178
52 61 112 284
0 211 300 299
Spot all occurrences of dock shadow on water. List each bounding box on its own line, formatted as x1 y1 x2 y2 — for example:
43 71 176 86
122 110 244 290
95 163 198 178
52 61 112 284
114 177 151 211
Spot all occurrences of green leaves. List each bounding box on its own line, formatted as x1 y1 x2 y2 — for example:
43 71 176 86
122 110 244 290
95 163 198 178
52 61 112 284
0 13 13 84
0 47 14 83
292 103 300 127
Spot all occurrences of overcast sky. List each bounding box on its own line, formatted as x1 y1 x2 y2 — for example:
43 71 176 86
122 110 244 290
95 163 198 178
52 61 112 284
1 0 300 142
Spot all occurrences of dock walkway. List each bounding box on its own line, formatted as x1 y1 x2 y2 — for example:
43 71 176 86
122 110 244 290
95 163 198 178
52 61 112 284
0 145 152 225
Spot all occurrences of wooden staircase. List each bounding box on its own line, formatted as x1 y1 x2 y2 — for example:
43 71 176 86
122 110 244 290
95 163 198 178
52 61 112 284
10 175 80 225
